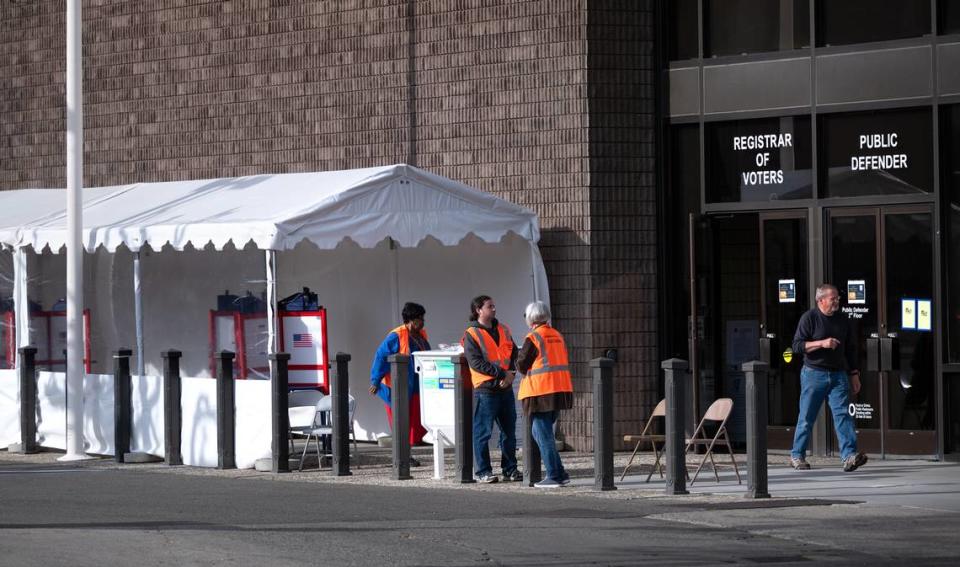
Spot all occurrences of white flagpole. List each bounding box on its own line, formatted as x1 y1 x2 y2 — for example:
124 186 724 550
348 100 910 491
61 0 87 461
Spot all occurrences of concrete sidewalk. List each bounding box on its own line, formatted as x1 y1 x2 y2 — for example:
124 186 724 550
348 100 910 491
6 444 957 512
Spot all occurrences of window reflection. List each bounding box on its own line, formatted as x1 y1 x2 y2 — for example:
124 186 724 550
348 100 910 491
819 108 933 198
704 0 809 57
817 0 930 47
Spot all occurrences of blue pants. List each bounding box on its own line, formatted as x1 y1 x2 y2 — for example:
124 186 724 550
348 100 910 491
531 410 566 482
473 388 518 477
791 366 858 462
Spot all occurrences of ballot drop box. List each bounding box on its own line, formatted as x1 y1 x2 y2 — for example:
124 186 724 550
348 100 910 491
414 349 461 479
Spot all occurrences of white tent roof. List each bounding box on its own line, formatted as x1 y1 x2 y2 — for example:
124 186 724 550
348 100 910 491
0 164 540 252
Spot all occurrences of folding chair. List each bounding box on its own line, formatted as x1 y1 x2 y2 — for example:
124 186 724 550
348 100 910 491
620 399 666 482
288 389 325 457
299 394 359 470
685 397 741 485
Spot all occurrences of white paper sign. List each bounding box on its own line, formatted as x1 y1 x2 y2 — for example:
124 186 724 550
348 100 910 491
917 299 932 332
901 298 916 330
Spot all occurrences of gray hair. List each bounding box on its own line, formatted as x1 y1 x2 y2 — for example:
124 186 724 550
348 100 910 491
815 284 838 301
524 300 551 326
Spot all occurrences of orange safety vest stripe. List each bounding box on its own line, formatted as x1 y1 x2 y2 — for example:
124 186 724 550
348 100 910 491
465 324 514 388
518 325 573 400
381 325 428 389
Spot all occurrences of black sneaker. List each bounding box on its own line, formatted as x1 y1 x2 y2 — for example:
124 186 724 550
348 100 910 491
502 470 523 482
790 456 811 470
842 452 868 472
477 474 499 483
409 457 421 468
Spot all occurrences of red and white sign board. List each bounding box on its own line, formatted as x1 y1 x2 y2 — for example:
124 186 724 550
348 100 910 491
279 309 329 391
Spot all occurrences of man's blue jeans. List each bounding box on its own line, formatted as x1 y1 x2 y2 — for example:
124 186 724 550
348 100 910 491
473 388 518 477
531 410 566 482
791 366 858 461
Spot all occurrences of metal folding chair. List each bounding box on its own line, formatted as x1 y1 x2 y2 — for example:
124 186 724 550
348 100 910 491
621 399 666 482
685 397 741 485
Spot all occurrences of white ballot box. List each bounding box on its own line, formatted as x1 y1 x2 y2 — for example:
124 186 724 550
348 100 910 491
414 348 462 479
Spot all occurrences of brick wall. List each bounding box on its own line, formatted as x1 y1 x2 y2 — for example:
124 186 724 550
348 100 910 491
0 0 658 451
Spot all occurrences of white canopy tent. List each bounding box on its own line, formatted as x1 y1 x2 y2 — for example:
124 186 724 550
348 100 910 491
0 164 548 446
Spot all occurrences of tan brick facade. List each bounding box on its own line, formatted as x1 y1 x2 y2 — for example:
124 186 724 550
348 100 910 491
1 0 657 450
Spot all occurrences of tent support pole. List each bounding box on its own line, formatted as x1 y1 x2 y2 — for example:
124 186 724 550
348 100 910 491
265 250 278 362
529 238 541 302
61 0 88 461
134 251 144 377
13 247 29 354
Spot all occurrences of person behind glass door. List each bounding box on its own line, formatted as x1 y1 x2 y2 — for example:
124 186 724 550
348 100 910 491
790 284 867 472
369 301 430 466
462 294 520 483
516 300 573 488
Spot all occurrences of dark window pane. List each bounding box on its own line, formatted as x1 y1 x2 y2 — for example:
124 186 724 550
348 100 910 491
669 0 698 60
943 0 960 35
705 116 812 203
817 0 930 47
664 125 700 357
943 105 960 362
819 108 933 198
704 0 809 57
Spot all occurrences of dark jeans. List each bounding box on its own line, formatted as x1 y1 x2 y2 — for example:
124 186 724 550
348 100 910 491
473 388 518 477
531 410 565 481
791 366 858 462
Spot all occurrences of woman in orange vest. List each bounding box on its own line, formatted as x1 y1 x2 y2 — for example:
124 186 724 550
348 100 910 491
517 300 573 488
369 302 430 461
463 294 520 483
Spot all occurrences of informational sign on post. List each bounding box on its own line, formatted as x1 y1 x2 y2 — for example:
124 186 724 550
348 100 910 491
414 349 461 480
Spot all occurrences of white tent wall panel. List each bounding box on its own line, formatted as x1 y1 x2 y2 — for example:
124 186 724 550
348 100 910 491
131 375 164 456
82 373 115 455
278 234 545 442
36 371 66 450
140 245 267 379
278 240 396 442
179 376 270 469
0 369 19 447
180 376 218 467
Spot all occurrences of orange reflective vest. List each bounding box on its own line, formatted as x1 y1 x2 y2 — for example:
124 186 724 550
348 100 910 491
518 324 572 400
381 325 428 389
464 323 514 388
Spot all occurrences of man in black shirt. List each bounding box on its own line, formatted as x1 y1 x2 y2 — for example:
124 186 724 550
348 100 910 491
790 284 868 472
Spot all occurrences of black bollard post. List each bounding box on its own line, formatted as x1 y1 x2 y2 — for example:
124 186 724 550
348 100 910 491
452 354 475 483
17 346 38 454
388 353 411 480
270 352 290 473
522 411 542 486
113 349 133 463
592 357 617 491
743 360 771 499
162 350 183 465
216 351 236 469
663 358 690 495
331 353 352 477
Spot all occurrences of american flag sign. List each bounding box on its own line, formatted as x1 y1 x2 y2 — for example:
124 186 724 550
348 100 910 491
293 333 314 348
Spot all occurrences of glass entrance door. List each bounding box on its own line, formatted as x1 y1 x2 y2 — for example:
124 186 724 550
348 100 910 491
760 213 809 450
826 206 936 456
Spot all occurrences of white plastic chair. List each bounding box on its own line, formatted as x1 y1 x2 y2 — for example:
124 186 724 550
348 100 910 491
298 394 358 471
288 389 325 457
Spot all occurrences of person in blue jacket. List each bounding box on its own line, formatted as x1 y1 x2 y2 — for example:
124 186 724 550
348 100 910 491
369 302 430 461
